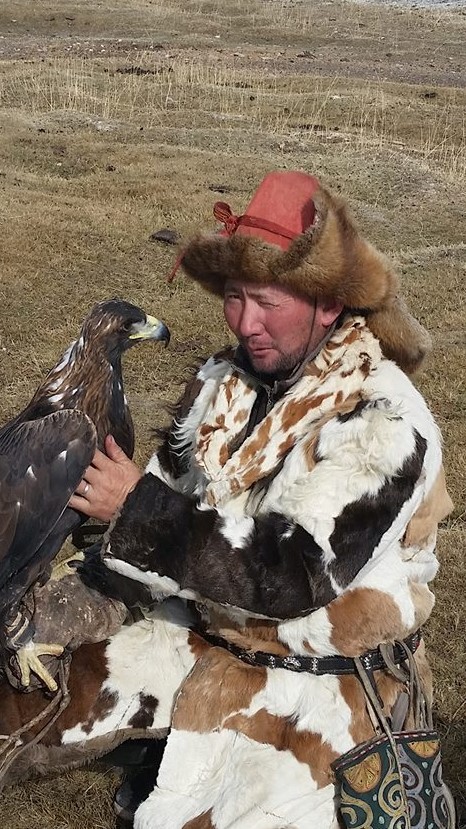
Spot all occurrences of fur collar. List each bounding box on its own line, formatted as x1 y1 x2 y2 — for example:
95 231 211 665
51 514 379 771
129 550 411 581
193 316 382 506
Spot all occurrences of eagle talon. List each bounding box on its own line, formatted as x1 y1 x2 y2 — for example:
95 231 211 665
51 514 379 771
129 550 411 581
15 641 64 692
50 550 85 581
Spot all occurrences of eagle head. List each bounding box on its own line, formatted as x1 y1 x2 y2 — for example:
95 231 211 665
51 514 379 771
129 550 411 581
81 299 170 359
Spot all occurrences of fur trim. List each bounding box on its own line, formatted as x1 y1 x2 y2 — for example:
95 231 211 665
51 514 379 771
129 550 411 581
180 185 431 374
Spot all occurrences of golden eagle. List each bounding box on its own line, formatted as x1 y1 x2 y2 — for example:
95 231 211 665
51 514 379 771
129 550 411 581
0 299 169 692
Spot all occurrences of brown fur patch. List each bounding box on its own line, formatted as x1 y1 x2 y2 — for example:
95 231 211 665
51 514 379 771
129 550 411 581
172 649 267 732
0 641 113 746
339 671 403 746
280 392 333 433
50 641 114 740
187 630 212 660
183 809 215 828
224 708 338 788
328 588 406 655
219 443 229 466
236 417 271 466
233 407 250 424
221 623 290 657
303 435 319 470
203 610 291 656
403 466 453 548
277 433 295 455
224 376 239 404
81 689 118 735
410 582 435 628
337 675 375 745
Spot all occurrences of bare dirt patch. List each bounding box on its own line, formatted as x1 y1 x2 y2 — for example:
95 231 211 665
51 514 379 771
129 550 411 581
0 0 465 826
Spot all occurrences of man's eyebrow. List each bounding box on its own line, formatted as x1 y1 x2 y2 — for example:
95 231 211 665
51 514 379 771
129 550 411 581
225 284 277 300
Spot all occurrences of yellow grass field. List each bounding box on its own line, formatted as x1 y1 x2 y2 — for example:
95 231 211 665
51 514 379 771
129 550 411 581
0 1 465 826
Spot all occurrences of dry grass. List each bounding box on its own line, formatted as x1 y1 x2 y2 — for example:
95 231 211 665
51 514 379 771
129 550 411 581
0 0 465 826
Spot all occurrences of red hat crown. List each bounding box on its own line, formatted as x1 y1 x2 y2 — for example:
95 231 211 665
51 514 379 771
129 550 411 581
213 171 319 250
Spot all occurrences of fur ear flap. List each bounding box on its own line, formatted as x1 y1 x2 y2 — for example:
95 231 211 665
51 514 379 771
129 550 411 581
365 296 432 374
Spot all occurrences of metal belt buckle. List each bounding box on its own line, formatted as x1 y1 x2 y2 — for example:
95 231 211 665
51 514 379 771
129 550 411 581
282 655 302 671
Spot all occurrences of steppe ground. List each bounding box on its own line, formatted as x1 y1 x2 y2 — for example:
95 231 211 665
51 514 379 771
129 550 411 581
0 0 465 827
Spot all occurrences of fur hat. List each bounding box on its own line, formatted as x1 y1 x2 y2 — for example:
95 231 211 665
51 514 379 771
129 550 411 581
177 171 431 373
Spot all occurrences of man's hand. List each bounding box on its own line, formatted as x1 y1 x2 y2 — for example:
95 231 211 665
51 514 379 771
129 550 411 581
69 435 142 522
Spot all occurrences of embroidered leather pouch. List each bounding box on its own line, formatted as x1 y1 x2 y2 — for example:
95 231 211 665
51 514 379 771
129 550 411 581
332 729 454 829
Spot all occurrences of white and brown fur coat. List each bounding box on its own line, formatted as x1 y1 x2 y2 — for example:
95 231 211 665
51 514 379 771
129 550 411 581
98 312 452 829
0 182 452 826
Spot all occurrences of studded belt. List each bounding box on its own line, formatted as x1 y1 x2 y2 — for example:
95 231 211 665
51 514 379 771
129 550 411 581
196 628 422 675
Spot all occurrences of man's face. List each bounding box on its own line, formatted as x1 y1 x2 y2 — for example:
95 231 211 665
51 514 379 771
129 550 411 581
224 280 332 377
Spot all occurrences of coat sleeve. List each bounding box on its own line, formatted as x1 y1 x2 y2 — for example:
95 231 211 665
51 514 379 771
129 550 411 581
103 399 433 621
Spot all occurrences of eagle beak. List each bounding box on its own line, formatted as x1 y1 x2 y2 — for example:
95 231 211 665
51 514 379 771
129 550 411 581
129 316 170 346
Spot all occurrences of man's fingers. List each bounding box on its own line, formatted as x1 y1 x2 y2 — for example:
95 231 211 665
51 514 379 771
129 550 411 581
75 479 90 496
88 448 112 471
69 493 93 515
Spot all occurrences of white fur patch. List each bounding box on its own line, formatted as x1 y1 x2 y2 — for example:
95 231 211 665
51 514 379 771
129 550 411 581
265 399 418 543
170 357 231 469
246 669 354 754
136 729 336 829
103 556 199 603
61 601 197 744
218 511 254 550
277 607 335 657
144 453 171 482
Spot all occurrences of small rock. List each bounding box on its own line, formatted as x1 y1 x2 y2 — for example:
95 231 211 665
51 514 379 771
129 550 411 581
149 229 180 245
422 91 437 99
106 164 116 171
208 184 231 194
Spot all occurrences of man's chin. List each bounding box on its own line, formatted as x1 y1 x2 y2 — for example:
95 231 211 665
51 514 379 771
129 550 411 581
248 351 278 375
246 347 306 380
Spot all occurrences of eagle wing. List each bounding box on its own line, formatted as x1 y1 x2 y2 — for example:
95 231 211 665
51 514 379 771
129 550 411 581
0 410 96 612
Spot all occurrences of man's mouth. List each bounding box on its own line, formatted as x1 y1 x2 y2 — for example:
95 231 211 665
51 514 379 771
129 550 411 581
246 342 273 355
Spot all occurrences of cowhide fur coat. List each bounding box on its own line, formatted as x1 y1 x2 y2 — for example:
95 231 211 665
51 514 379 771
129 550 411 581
96 313 452 829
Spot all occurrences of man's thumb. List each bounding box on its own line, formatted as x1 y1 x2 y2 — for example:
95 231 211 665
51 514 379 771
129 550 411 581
105 434 129 463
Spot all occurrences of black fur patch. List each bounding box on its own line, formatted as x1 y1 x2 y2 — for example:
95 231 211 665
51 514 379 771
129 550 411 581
106 474 193 582
329 429 427 588
128 693 159 729
182 513 330 619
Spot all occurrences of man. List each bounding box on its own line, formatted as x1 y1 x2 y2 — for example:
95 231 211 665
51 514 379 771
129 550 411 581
71 171 453 828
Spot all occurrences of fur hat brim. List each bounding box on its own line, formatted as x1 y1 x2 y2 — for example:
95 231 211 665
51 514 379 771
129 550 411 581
180 184 431 373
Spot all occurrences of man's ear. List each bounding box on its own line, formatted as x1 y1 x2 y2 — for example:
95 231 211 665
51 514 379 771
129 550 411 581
320 300 344 327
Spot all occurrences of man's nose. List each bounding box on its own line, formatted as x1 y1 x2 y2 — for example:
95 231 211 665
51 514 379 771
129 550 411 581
238 303 262 337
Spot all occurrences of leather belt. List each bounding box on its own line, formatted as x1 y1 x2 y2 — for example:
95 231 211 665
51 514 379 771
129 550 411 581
196 628 422 676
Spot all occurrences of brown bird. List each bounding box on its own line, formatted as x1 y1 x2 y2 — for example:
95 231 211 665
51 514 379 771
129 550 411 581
0 299 170 692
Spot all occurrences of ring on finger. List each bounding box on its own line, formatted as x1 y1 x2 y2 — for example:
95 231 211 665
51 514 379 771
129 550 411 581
83 482 90 496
